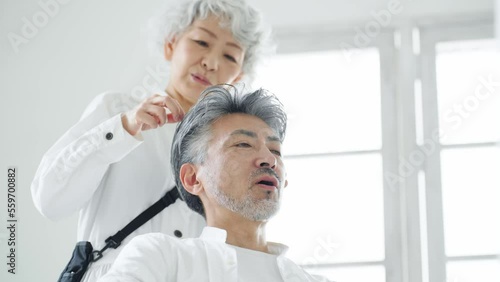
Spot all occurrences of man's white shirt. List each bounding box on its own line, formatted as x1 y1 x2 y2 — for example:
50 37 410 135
99 227 332 282
229 244 284 282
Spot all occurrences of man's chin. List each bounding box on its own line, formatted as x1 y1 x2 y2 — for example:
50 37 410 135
244 200 280 221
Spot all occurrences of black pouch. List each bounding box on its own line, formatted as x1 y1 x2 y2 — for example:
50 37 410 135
57 241 93 282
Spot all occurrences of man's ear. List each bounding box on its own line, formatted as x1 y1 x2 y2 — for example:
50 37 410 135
179 163 203 195
163 37 177 61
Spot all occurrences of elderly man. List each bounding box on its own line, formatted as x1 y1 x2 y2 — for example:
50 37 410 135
99 85 331 282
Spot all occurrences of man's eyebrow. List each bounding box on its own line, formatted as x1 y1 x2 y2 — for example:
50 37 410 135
267 136 281 143
230 129 256 138
197 27 243 51
230 129 281 143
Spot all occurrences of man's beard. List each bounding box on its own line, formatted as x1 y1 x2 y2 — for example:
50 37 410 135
212 186 281 221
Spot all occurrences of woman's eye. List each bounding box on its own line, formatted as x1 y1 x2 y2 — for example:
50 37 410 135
224 54 236 63
194 40 208 47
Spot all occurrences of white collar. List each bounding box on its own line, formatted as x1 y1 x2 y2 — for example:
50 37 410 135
199 226 228 242
199 226 289 256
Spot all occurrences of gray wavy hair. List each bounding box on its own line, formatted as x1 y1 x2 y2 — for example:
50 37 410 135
148 0 275 82
171 85 287 217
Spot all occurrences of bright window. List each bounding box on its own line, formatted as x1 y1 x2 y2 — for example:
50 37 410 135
254 49 382 155
251 23 498 282
436 39 500 145
254 48 385 280
434 38 500 282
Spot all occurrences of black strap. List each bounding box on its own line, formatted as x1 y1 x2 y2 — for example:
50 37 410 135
91 188 181 262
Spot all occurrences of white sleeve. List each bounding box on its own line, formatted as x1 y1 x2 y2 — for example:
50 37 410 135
31 91 143 220
98 234 173 282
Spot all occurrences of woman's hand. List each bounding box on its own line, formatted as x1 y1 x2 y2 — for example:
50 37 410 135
121 94 185 136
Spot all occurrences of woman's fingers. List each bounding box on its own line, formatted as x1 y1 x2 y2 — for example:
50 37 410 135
136 108 161 129
163 96 185 122
122 93 186 136
149 95 185 123
144 103 168 126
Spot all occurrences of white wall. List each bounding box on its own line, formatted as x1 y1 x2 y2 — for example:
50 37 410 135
0 0 493 281
497 0 500 38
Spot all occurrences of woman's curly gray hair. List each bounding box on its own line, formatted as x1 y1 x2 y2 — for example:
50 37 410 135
148 0 275 82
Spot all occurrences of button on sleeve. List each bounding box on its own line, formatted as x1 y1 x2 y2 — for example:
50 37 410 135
174 230 183 238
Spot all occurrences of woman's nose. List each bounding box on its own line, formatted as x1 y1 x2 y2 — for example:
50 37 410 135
201 52 218 71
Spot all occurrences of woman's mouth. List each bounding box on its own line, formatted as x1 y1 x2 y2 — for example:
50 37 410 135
191 74 212 86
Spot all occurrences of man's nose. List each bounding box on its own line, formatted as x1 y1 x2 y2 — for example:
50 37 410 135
256 148 277 169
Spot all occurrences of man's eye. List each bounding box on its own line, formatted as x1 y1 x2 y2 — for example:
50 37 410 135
224 54 236 63
236 143 251 148
271 150 282 157
194 40 208 47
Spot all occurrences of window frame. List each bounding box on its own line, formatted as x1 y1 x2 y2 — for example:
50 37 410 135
271 16 496 282
419 21 496 282
273 27 404 282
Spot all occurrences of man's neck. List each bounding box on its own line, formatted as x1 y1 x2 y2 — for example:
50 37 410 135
208 216 270 253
